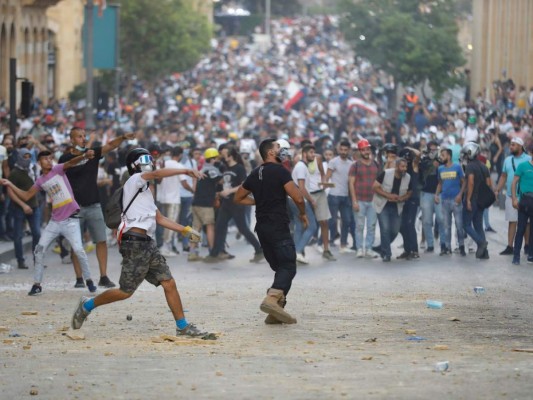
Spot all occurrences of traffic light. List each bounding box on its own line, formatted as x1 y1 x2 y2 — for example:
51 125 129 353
20 80 34 118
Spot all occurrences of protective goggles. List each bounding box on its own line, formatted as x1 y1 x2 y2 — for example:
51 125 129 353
134 154 153 166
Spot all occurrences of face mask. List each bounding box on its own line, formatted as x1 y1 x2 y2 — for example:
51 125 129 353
163 155 171 162
75 145 87 152
18 158 31 170
140 164 154 172
276 148 290 163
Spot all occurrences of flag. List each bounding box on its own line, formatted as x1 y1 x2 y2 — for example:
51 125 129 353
284 81 304 111
96 0 107 17
347 97 378 115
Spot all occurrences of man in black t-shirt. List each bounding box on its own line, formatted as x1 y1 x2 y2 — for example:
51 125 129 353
461 142 491 259
235 138 308 325
59 128 135 288
204 147 263 263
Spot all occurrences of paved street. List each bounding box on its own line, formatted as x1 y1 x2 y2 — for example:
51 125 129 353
1 206 533 399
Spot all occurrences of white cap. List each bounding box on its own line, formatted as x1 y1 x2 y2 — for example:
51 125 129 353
511 137 525 147
429 125 438 134
319 123 329 132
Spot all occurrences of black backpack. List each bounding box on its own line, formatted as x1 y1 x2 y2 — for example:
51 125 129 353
103 185 145 229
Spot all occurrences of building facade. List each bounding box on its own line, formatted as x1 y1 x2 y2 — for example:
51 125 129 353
471 0 533 99
0 0 61 104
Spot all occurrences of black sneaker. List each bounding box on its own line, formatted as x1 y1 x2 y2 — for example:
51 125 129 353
459 245 466 257
527 256 533 264
396 252 410 259
410 252 420 259
439 247 451 256
86 280 97 293
485 227 497 233
249 251 265 263
425 247 434 253
74 278 85 288
499 246 514 255
525 245 529 255
98 276 116 288
479 249 490 260
476 241 488 258
382 255 391 262
18 261 29 269
28 284 42 296
176 323 216 340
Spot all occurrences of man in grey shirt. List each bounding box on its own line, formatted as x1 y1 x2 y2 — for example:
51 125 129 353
326 140 355 253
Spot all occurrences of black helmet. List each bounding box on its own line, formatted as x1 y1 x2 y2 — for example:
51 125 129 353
398 148 413 162
382 143 398 155
126 147 152 175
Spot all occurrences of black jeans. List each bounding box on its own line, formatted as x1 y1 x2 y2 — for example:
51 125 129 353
211 201 261 256
400 198 419 254
255 219 296 296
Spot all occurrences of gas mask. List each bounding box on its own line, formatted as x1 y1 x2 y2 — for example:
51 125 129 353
276 147 290 163
134 154 155 172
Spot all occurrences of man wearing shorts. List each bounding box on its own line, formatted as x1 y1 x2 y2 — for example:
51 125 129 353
71 148 214 339
59 128 137 288
188 148 222 261
495 137 531 255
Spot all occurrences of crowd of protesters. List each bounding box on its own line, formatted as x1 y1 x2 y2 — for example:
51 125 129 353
2 15 533 294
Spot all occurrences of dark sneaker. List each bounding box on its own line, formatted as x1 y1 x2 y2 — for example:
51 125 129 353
74 278 85 288
18 261 29 270
459 246 466 257
500 246 514 255
382 255 391 262
28 284 42 296
98 276 116 288
527 256 533 264
476 241 488 259
485 227 496 233
249 251 265 263
322 250 337 261
86 280 97 293
479 249 490 260
396 252 410 259
439 247 451 256
410 252 420 259
512 256 520 265
71 296 91 329
425 247 434 253
176 324 216 340
525 245 529 255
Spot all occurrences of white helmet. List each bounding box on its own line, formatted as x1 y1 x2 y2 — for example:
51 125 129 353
460 141 480 161
276 138 290 149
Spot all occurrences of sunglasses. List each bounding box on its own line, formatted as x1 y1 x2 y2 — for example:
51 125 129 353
135 155 153 165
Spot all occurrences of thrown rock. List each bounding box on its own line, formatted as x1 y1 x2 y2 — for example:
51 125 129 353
66 330 85 340
21 311 38 316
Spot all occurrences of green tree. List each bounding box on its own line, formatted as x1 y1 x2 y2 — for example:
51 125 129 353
339 0 466 98
119 0 212 81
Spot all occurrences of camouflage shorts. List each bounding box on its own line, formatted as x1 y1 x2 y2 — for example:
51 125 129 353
118 239 173 293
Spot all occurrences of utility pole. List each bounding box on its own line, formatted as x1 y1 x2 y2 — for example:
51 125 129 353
265 0 271 40
9 58 16 136
85 0 95 130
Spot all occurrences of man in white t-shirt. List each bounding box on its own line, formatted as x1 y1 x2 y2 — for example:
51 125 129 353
178 151 197 252
325 141 355 253
70 148 216 340
158 146 187 257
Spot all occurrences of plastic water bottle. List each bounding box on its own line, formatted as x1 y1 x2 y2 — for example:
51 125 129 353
473 286 486 294
426 300 443 309
435 361 449 372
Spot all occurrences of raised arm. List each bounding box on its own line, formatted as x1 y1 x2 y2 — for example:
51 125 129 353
101 132 135 155
0 179 39 202
63 150 95 170
141 168 203 181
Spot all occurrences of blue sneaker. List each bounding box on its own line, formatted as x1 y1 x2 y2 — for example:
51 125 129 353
86 280 97 293
512 256 520 265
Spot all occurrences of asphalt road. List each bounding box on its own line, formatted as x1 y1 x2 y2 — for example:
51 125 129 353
1 205 532 399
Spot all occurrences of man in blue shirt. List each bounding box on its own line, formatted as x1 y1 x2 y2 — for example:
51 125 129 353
435 148 466 256
494 137 531 255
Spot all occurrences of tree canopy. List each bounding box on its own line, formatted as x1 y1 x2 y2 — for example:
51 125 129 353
339 0 466 98
119 0 212 81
